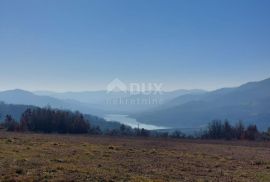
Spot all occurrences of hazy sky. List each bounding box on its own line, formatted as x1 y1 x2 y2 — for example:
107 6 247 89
0 0 270 91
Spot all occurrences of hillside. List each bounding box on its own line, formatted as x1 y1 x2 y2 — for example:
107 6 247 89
133 78 270 130
0 102 35 121
0 89 105 117
35 89 206 114
0 101 122 131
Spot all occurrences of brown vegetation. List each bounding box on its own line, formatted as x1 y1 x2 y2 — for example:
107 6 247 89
1 132 270 181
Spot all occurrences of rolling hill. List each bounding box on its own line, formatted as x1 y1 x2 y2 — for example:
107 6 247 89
0 89 105 116
34 89 206 114
0 101 122 131
0 102 35 121
133 78 270 130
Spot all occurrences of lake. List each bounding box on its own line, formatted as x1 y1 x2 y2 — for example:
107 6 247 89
104 114 168 130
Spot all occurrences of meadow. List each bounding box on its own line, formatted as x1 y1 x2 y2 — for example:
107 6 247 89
1 132 270 182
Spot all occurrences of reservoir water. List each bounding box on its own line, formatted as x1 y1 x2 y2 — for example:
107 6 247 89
104 114 168 130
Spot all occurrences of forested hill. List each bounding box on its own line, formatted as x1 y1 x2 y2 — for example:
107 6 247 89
0 102 35 121
134 78 270 130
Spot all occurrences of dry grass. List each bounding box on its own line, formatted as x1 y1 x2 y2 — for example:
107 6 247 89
1 132 270 182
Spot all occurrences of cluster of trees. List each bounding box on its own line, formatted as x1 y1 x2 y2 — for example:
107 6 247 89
202 120 270 140
104 124 151 137
1 108 270 141
99 120 270 141
0 107 187 138
0 107 153 136
2 108 90 134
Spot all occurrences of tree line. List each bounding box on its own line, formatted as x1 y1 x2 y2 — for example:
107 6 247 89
201 120 266 140
2 108 90 134
1 107 270 140
0 107 153 137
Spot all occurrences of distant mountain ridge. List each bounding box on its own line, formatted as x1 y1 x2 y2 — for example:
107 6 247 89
133 78 270 130
34 89 206 114
34 89 206 104
3 78 269 131
0 89 206 117
0 89 105 116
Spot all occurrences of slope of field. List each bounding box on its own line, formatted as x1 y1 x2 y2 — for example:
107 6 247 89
0 132 270 181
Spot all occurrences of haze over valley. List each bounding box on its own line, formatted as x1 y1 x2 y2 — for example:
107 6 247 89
1 77 270 131
1 1 270 181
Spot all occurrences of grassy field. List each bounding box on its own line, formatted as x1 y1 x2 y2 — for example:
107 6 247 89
1 132 270 182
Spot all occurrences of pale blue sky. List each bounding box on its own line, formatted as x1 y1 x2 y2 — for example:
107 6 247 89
0 0 270 91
